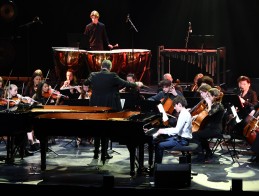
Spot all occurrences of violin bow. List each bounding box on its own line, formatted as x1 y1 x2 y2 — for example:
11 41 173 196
44 84 57 105
44 69 50 81
3 69 13 98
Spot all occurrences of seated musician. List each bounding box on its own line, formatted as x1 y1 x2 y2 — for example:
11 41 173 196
4 83 35 156
192 87 225 161
32 81 62 105
60 69 81 100
23 69 44 98
157 73 183 93
0 76 4 98
230 76 258 137
78 84 91 99
247 102 259 163
120 73 145 110
151 96 192 164
148 79 183 127
189 73 204 92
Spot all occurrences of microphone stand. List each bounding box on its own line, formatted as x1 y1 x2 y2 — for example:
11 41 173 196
184 22 191 82
18 17 41 76
126 15 138 70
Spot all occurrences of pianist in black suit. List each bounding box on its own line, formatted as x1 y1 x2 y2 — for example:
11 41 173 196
84 59 141 160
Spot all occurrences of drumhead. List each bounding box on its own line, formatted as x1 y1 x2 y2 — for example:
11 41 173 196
111 49 150 53
87 50 121 54
53 47 87 53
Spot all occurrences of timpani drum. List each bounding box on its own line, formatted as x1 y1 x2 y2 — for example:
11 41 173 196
87 50 124 73
87 49 151 83
52 47 88 82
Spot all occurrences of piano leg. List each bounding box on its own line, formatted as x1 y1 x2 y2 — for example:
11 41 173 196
5 136 14 163
127 144 137 176
137 143 144 174
39 136 48 171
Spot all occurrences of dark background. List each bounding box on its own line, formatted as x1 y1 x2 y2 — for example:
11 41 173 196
0 0 259 88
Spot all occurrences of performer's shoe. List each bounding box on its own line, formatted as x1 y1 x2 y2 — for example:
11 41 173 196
93 153 99 159
105 154 113 159
248 155 259 163
24 149 34 157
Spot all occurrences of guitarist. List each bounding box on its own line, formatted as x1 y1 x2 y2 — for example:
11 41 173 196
192 86 225 161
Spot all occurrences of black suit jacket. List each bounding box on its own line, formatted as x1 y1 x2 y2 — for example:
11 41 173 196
84 69 137 111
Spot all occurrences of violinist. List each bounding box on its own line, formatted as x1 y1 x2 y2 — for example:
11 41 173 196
23 69 43 97
78 84 91 99
60 69 81 99
32 81 62 105
0 76 4 98
192 87 225 161
2 83 35 156
119 73 145 110
148 79 183 127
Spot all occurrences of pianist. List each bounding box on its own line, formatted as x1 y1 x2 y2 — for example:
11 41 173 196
152 96 192 164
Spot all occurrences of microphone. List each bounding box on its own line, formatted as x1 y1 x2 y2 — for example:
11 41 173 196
34 16 43 24
126 14 130 23
189 22 192 33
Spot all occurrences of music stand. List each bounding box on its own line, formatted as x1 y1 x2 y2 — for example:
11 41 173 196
221 94 243 158
139 100 161 113
120 92 141 110
63 99 89 106
222 94 243 111
189 34 215 49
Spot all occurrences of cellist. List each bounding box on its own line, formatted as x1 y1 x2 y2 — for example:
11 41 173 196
191 87 225 162
148 79 183 127
246 102 259 163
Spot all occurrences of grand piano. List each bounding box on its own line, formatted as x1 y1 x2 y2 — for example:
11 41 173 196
32 110 161 176
0 105 112 162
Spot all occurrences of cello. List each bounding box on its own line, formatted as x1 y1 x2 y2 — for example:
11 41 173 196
160 84 176 126
191 91 224 132
243 109 259 145
190 100 208 132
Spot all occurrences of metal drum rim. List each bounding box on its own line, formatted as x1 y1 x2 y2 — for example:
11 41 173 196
111 49 150 53
52 47 87 53
87 50 122 54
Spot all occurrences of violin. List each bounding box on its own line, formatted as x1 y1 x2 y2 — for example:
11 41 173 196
0 98 17 107
42 90 68 99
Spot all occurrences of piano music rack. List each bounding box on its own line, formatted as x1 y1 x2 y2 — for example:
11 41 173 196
157 46 226 85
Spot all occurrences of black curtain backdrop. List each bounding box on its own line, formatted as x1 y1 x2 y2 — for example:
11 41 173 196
0 0 258 87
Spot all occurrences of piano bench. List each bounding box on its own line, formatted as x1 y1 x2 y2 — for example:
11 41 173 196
165 143 199 164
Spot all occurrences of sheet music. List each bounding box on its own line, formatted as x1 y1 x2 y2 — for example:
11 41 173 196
120 99 125 109
157 103 169 122
230 105 241 123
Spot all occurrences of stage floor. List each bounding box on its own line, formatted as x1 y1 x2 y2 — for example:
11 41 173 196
0 137 259 193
